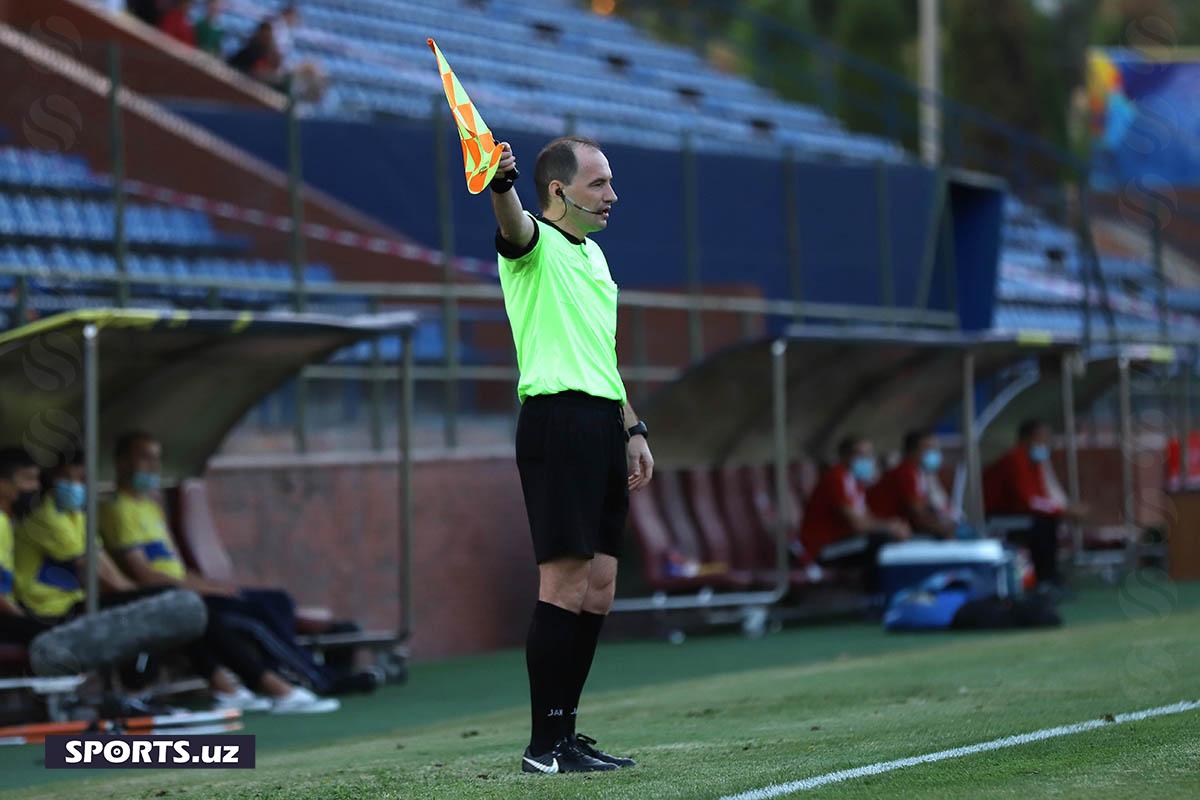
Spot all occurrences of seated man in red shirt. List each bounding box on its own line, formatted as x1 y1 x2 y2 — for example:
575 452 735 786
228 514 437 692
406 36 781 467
800 436 910 589
983 419 1087 588
868 430 957 539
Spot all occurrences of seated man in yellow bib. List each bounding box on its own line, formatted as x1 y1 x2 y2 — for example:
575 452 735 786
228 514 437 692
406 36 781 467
103 431 370 707
0 447 52 644
14 451 137 624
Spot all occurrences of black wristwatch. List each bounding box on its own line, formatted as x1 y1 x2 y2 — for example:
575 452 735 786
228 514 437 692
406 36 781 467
625 420 648 442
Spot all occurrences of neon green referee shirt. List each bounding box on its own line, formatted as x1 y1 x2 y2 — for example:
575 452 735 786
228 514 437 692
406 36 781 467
497 213 627 404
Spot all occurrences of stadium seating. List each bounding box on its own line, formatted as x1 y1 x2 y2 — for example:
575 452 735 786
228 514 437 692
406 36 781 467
993 195 1189 336
0 145 347 316
181 0 1180 338
628 465 840 596
207 0 905 162
7 3 1193 346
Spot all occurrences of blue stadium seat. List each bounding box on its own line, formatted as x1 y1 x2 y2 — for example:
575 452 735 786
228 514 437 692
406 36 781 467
304 264 334 284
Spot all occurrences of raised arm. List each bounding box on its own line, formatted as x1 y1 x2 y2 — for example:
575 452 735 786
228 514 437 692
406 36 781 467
491 142 535 248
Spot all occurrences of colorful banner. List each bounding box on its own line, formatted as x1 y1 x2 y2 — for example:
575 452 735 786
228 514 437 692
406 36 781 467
1089 48 1200 187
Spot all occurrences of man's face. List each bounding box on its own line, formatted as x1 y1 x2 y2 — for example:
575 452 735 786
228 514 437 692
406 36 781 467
14 466 38 495
1027 426 1051 449
64 464 85 484
557 146 617 234
0 467 37 509
851 440 874 462
120 438 162 480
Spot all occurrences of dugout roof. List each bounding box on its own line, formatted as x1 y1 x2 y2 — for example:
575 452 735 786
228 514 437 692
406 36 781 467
642 325 1079 467
0 308 417 479
977 343 1181 463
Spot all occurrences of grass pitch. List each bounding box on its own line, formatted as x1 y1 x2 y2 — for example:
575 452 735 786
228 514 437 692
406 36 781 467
2 574 1198 800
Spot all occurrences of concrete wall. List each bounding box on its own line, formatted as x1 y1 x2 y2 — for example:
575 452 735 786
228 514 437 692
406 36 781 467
205 454 537 661
200 440 1169 662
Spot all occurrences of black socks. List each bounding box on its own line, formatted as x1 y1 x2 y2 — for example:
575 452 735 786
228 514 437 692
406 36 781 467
525 601 578 753
526 603 610 753
566 610 606 738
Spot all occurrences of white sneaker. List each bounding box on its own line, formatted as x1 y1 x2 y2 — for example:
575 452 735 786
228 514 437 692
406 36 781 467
270 687 340 715
212 685 273 713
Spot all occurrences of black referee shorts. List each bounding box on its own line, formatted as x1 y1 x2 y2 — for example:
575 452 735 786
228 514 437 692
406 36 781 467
516 391 629 564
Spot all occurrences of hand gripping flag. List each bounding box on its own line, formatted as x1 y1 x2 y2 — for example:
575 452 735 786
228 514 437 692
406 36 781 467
427 38 504 194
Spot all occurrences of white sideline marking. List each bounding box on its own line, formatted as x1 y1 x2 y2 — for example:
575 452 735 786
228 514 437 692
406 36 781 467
720 699 1200 799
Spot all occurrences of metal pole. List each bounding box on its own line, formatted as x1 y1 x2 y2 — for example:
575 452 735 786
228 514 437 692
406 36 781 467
14 276 28 328
876 162 895 314
682 131 703 361
741 309 758 339
919 0 941 166
783 146 803 319
1183 350 1194 488
818 47 837 118
1118 356 1135 527
399 328 414 642
1151 199 1167 344
1060 352 1082 562
962 351 984 528
771 338 789 593
287 83 308 454
83 324 100 617
293 378 308 454
108 44 128 308
287 83 307 312
915 170 947 310
633 305 649 405
368 299 384 452
1076 181 1093 349
941 189 959 322
433 98 459 448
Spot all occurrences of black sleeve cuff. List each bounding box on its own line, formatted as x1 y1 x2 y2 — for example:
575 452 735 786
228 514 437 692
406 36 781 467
496 217 539 259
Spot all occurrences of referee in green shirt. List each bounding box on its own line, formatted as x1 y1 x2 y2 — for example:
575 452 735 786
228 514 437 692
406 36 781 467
490 136 653 774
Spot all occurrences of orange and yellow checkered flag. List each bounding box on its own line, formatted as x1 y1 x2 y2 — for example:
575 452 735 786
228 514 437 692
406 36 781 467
427 38 504 195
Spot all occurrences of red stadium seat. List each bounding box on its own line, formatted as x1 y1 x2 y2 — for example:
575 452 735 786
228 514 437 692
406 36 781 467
745 465 796 560
654 471 705 563
175 479 333 633
680 468 756 588
716 466 818 590
628 480 739 592
716 465 773 570
176 479 235 584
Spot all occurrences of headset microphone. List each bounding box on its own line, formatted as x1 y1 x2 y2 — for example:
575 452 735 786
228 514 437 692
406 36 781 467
557 187 609 216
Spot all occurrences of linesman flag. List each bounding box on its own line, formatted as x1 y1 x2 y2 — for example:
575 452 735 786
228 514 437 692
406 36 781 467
427 38 504 194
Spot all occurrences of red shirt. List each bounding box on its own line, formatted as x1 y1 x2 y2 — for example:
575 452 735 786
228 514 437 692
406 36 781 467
983 446 1062 517
800 464 865 555
160 9 196 46
867 459 926 523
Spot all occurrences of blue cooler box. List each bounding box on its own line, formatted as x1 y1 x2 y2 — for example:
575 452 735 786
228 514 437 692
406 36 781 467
878 540 1009 601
